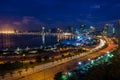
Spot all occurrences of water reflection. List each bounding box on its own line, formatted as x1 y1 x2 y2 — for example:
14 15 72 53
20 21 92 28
0 34 73 50
0 34 14 49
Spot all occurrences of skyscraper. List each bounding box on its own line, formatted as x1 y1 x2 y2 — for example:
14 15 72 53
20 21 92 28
107 24 115 37
80 24 87 33
103 24 109 36
117 20 120 50
42 27 45 47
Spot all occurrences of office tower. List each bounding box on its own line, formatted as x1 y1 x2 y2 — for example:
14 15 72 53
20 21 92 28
107 24 115 37
42 27 45 46
103 24 109 36
117 20 120 50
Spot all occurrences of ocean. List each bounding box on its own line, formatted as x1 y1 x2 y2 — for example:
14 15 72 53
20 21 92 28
0 34 59 50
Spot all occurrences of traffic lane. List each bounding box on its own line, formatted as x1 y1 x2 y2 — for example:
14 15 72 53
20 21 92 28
18 40 115 80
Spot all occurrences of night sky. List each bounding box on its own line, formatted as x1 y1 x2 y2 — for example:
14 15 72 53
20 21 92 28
0 0 120 30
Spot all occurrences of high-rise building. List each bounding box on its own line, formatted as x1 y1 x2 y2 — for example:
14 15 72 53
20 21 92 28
42 27 45 33
42 27 45 46
90 26 95 32
79 24 87 34
103 24 109 36
107 24 115 37
65 26 74 33
117 20 120 50
114 20 119 37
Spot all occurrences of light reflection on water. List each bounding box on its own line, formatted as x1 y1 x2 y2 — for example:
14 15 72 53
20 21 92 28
0 34 59 50
0 33 74 50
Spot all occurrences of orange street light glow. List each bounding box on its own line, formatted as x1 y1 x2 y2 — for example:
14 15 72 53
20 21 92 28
0 31 15 34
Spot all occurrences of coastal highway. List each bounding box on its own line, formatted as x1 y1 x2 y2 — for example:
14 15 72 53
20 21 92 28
16 37 116 80
0 37 116 80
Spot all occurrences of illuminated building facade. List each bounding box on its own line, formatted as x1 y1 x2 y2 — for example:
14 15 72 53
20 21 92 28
117 20 120 50
103 24 109 36
107 24 115 37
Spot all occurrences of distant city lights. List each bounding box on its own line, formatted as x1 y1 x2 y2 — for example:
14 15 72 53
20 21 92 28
0 24 15 34
0 30 14 34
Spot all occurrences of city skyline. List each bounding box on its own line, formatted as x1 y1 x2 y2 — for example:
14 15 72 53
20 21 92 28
0 0 120 31
0 1 119 79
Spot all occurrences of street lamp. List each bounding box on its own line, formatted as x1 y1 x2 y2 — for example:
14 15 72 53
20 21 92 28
88 58 91 61
91 60 94 64
22 54 25 67
78 61 82 65
23 54 25 59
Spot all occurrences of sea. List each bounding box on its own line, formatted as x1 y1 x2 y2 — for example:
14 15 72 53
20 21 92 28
0 34 61 50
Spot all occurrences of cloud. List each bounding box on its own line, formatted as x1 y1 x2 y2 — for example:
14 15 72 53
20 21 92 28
22 16 35 24
90 5 101 9
13 22 21 25
6 16 46 30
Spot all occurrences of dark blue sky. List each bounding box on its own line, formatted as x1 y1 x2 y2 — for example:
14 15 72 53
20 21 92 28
0 0 120 30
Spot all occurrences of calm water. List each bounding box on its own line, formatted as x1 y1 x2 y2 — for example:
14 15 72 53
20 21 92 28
0 34 60 50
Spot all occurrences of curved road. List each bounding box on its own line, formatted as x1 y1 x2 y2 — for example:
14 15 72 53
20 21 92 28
0 37 116 80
